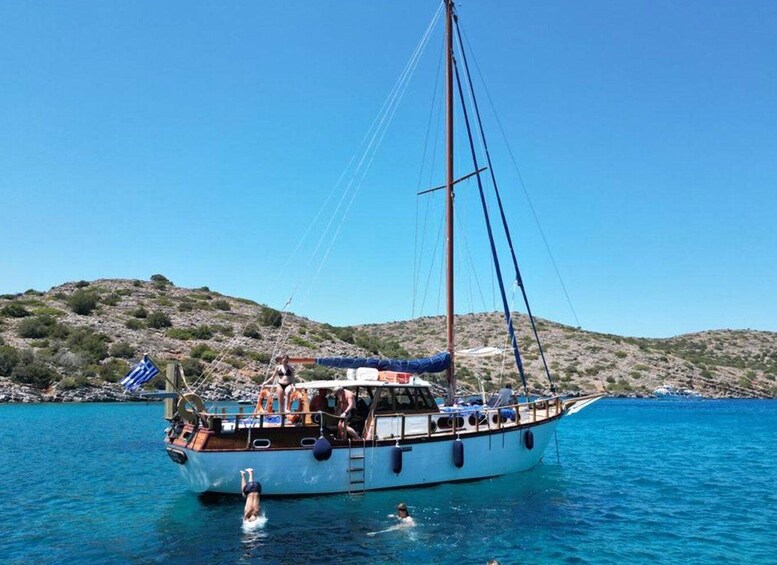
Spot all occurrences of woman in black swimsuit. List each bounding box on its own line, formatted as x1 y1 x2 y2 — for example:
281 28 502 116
273 355 295 413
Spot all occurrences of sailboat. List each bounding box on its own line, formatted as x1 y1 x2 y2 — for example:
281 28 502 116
163 1 602 496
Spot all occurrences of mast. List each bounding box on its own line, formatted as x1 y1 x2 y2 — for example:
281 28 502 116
445 0 455 406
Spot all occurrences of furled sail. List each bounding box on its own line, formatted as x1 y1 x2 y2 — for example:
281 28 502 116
315 352 450 374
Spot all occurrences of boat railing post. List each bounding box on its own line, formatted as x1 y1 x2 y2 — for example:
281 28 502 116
427 414 432 438
532 402 536 422
401 415 406 440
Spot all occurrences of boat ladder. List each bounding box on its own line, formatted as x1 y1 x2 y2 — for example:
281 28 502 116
347 438 367 494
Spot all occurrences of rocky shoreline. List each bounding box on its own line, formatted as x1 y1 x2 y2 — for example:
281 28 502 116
0 378 768 404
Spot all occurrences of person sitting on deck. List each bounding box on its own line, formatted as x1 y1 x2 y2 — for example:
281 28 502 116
240 468 262 523
334 386 360 440
309 388 330 412
309 388 330 422
497 383 513 406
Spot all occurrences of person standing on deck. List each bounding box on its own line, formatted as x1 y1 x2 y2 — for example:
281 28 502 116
334 386 360 440
264 355 296 414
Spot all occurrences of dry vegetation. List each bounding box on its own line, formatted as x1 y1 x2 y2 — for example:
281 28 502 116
1 277 775 401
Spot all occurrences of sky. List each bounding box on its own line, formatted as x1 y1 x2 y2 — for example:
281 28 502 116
1 1 775 338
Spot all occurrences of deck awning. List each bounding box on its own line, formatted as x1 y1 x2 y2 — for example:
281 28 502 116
312 351 450 374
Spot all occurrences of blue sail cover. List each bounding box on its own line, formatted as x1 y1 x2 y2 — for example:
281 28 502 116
315 352 450 374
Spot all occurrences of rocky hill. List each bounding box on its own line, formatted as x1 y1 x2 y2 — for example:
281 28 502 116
0 276 775 402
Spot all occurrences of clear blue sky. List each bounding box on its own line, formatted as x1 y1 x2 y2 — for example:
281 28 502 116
1 1 775 338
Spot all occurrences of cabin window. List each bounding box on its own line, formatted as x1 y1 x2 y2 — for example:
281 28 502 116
375 388 393 412
393 387 414 409
410 387 437 410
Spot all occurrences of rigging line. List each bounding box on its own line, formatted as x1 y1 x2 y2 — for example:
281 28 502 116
297 16 440 313
413 38 445 319
419 201 446 319
453 52 529 398
293 12 440 315
290 4 443 312
455 15 554 390
274 7 441 297
459 27 582 331
460 186 491 314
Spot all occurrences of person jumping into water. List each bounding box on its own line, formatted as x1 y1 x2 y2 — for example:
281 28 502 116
240 468 262 522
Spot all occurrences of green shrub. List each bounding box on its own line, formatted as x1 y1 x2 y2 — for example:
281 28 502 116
242 324 262 339
146 312 172 329
11 352 56 389
150 274 172 284
181 357 204 378
214 324 234 337
58 376 79 390
132 280 142 287
259 307 283 327
1 303 31 318
299 364 337 380
226 357 245 369
290 335 315 349
212 299 231 311
192 325 214 340
24 289 43 296
102 293 122 306
177 300 194 312
109 341 135 359
74 280 90 288
67 329 109 363
614 350 627 358
125 318 145 330
0 345 20 376
32 306 65 317
17 315 57 339
129 306 148 318
191 344 218 362
167 328 194 340
99 358 129 383
246 351 271 364
199 286 210 292
68 289 99 315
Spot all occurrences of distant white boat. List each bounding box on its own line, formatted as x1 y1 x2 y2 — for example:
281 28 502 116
653 384 702 400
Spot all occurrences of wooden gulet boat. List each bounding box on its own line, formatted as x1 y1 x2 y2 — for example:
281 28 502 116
163 1 602 496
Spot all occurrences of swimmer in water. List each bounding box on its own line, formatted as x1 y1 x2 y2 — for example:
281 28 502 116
394 502 415 527
367 502 416 536
240 468 262 522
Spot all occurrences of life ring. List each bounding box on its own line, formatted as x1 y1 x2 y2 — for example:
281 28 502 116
255 388 274 414
287 390 305 423
177 393 205 424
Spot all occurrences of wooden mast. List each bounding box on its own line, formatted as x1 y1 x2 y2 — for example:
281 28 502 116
445 0 455 406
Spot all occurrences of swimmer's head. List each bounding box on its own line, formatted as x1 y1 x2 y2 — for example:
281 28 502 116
396 502 408 516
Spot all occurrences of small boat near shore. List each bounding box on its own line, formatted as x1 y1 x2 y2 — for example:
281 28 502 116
653 384 703 400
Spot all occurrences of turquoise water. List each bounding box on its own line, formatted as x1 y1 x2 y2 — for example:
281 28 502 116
2 399 776 564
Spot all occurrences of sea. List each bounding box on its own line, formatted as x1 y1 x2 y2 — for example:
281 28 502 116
1 399 775 564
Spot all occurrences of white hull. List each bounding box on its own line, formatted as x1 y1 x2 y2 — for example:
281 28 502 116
171 418 561 495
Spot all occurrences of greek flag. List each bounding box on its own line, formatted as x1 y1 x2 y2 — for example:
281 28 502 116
121 355 160 391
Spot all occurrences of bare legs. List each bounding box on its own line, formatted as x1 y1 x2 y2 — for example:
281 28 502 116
275 384 287 414
240 468 261 521
338 419 360 440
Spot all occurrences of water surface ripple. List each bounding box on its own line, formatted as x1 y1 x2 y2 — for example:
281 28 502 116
1 399 775 564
